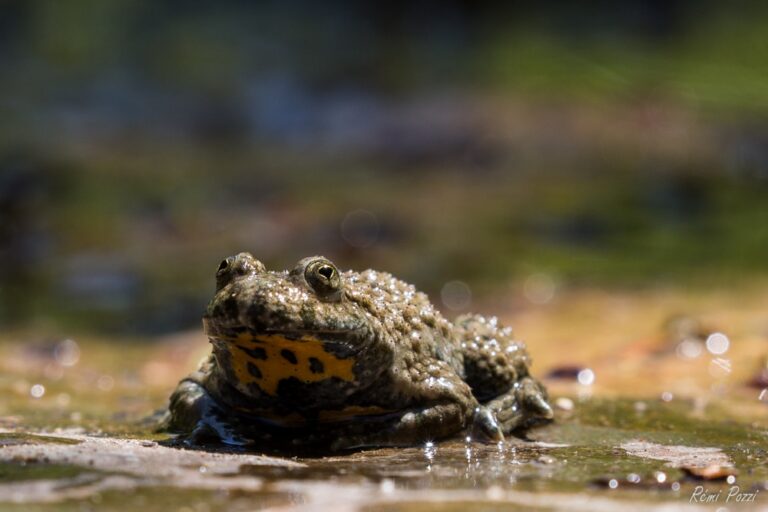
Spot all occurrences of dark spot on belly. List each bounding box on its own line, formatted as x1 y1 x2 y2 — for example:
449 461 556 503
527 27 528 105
237 345 267 360
309 357 324 374
247 362 262 379
280 349 298 364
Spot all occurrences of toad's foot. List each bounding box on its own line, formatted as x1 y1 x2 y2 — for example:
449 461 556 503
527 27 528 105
471 405 504 442
485 377 553 434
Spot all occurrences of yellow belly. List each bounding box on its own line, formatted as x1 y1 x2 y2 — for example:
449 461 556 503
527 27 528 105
219 333 357 395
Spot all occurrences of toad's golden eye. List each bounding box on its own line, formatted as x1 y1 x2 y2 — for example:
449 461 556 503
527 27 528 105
305 259 342 301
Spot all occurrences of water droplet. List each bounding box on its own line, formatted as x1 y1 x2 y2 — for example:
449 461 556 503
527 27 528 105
537 455 556 464
654 471 667 483
660 391 674 402
486 485 504 500
555 397 574 411
705 332 729 355
423 441 437 463
379 478 395 494
671 482 681 491
726 475 736 485
441 281 472 311
30 384 45 398
608 479 619 489
627 473 641 484
576 368 595 386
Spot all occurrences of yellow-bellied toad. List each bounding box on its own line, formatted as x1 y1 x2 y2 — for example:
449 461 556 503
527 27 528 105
163 254 552 451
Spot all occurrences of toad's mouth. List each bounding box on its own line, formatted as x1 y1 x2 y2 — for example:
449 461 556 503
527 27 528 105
204 321 362 396
203 319 362 355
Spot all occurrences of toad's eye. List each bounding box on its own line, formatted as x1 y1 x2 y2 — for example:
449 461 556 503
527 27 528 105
305 259 342 301
317 264 334 280
215 253 264 291
217 258 231 272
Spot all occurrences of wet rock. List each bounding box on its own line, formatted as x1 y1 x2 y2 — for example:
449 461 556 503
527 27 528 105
621 440 733 468
0 429 301 503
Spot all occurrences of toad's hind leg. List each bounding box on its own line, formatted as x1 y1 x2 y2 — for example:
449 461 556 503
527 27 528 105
485 377 552 433
455 314 553 435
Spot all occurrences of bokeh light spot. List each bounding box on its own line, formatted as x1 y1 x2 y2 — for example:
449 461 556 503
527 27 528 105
340 209 379 249
54 338 81 367
441 280 472 311
30 384 45 398
523 273 557 305
576 368 595 386
676 338 702 359
705 332 729 355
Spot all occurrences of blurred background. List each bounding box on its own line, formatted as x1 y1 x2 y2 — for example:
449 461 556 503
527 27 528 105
2 0 768 337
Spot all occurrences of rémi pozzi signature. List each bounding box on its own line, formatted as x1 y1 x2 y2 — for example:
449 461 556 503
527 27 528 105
690 485 759 504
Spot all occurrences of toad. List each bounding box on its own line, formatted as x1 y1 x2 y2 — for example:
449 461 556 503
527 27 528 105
162 254 552 451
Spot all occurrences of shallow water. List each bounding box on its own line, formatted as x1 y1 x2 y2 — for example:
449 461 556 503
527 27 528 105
1 287 767 510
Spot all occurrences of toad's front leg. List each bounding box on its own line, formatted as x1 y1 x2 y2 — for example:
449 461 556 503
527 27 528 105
163 377 254 446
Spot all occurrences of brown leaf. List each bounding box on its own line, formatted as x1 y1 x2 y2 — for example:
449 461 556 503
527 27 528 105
682 465 737 481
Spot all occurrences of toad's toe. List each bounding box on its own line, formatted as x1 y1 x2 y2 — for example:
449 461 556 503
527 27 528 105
472 405 504 442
